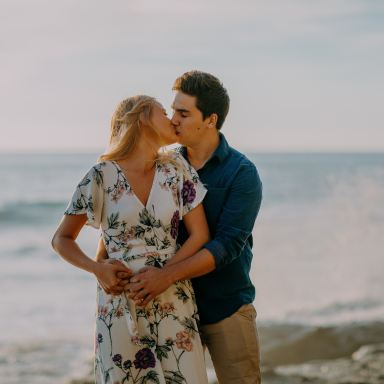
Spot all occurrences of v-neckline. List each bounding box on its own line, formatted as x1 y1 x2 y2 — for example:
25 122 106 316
113 160 158 210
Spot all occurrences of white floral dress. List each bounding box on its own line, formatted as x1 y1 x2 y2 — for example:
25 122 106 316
65 153 209 384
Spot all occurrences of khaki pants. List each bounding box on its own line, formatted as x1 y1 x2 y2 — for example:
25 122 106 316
200 304 261 384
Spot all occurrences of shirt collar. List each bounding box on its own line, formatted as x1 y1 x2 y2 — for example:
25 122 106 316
211 133 229 163
179 133 229 164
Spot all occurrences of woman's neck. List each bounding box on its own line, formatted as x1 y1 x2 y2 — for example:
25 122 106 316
119 138 160 173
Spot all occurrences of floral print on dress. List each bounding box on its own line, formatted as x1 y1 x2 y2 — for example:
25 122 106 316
170 211 179 239
64 153 208 384
182 180 196 206
64 162 106 228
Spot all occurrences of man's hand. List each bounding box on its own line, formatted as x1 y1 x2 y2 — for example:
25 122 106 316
94 259 133 296
126 266 173 306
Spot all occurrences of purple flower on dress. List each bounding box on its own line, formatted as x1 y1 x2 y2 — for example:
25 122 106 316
170 211 179 239
133 348 156 369
97 333 103 344
123 359 132 370
112 354 122 367
182 180 196 205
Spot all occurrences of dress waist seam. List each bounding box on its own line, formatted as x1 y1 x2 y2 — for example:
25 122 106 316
109 246 176 258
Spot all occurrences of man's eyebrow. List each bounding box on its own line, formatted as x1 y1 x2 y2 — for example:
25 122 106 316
171 104 190 113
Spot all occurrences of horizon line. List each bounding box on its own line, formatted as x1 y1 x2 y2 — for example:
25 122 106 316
1 148 384 155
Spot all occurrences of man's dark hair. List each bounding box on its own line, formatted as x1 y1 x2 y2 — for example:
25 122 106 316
172 70 230 130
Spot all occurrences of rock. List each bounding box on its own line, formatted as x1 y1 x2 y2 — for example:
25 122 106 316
271 343 384 384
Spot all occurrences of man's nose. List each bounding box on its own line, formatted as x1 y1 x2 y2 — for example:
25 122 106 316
171 114 179 126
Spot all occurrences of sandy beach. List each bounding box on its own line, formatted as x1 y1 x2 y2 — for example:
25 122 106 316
68 321 384 383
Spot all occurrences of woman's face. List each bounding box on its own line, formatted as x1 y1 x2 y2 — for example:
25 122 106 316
149 103 177 146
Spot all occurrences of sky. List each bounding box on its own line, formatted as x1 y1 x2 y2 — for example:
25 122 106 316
1 0 383 152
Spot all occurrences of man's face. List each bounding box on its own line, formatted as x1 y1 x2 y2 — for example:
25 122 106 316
171 91 208 146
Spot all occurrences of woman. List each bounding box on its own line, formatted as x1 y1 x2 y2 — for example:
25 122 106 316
52 95 210 383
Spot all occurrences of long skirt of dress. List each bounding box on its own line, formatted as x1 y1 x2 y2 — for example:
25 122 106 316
94 253 208 384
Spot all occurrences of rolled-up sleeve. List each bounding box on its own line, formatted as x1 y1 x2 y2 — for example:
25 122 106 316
203 162 262 269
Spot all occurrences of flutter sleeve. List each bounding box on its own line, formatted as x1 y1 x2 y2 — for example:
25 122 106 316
64 163 105 229
177 155 207 218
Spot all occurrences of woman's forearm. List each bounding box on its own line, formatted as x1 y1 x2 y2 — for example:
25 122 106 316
52 233 133 294
52 215 132 294
52 235 99 275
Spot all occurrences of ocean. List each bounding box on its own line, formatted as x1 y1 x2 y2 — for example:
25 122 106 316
1 152 384 383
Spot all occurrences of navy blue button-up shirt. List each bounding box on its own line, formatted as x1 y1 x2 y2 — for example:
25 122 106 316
178 134 262 325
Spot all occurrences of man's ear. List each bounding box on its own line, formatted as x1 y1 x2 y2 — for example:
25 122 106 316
208 114 218 129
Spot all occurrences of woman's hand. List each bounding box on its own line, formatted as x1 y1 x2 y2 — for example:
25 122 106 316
94 259 133 295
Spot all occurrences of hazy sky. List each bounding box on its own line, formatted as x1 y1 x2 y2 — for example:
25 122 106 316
1 0 383 152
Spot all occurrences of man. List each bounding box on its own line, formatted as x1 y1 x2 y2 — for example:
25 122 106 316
125 71 263 383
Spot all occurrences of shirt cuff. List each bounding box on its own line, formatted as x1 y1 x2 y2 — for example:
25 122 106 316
203 240 227 270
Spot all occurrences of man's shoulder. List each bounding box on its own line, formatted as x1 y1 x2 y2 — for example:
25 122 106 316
226 143 256 170
224 143 261 190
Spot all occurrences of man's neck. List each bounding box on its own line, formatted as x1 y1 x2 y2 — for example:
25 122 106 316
186 133 220 170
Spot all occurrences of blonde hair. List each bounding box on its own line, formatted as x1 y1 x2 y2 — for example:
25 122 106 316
99 95 157 162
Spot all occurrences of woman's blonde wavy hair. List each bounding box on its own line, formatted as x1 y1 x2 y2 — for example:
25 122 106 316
99 95 158 162
98 95 179 169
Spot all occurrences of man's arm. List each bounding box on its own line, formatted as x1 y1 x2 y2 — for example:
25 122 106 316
128 248 215 306
129 202 211 305
203 162 262 269
129 162 262 305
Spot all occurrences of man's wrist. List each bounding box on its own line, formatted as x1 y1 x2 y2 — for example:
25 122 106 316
162 263 180 285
